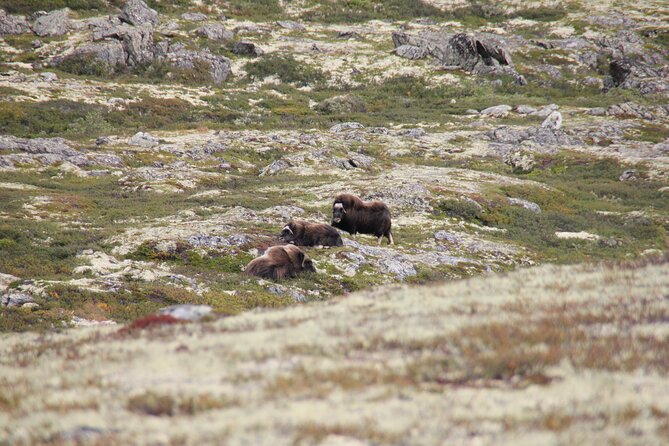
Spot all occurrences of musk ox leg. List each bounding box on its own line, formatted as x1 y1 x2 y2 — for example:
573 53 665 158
377 236 383 245
387 232 394 245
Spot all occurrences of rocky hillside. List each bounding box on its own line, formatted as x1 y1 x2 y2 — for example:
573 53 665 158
1 0 668 330
2 255 669 444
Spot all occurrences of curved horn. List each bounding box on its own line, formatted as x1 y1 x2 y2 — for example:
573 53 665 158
282 225 293 235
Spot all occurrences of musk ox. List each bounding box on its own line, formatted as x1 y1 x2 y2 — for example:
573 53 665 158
244 245 316 280
279 220 343 247
331 193 394 245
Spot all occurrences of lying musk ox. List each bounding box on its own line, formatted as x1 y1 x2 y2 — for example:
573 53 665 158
279 220 343 247
331 193 394 245
244 245 315 280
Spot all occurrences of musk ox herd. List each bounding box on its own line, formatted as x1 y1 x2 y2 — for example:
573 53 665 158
244 193 393 281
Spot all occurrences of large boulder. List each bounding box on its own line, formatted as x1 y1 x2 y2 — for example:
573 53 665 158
195 23 234 41
119 0 159 27
32 8 70 37
0 9 30 35
0 135 80 156
606 58 667 95
393 31 515 76
93 24 155 66
165 47 232 84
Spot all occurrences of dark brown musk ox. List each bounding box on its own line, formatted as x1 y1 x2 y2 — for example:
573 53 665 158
244 245 316 280
331 193 394 245
279 220 344 247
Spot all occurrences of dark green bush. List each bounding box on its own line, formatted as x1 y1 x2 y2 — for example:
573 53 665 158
0 0 106 14
246 54 326 86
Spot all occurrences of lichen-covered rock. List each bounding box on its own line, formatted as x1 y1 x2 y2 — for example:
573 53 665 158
181 12 207 22
0 9 30 35
260 159 291 176
32 8 70 37
166 47 232 84
315 95 366 114
480 105 512 118
232 41 263 57
93 24 155 67
276 20 305 31
119 0 159 27
330 122 364 133
508 197 541 213
503 150 535 173
1 292 35 308
541 111 562 130
392 31 516 76
195 23 234 41
128 132 159 148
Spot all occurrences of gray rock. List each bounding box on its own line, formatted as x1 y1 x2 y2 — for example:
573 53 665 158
334 152 375 170
491 79 503 88
541 111 562 130
531 104 559 118
377 257 417 280
128 132 159 148
480 104 512 118
0 9 30 35
330 122 364 133
260 159 291 176
508 197 541 213
503 150 535 173
53 40 127 74
0 135 80 156
276 20 305 31
619 169 637 181
515 105 537 114
232 41 263 57
392 31 516 76
397 128 427 138
165 48 232 84
394 44 429 60
195 23 233 41
119 0 158 27
31 39 43 48
587 107 607 116
607 58 666 95
95 136 112 146
33 8 70 37
40 72 58 82
181 12 207 21
1 292 34 308
93 23 155 67
158 304 213 321
337 31 362 40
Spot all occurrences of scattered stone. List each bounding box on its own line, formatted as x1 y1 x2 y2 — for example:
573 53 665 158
503 150 535 173
480 104 512 118
260 159 291 176
397 128 427 138
515 105 537 114
337 31 362 39
276 20 305 31
33 8 70 37
181 12 207 21
166 46 232 83
158 304 213 321
334 152 375 170
541 111 562 130
1 292 35 308
39 72 58 82
128 132 159 148
508 197 541 213
119 0 159 27
330 122 364 133
31 39 43 48
587 107 607 116
532 104 559 118
188 234 251 248
619 169 637 181
232 41 263 57
0 10 30 35
195 23 234 41
491 79 503 88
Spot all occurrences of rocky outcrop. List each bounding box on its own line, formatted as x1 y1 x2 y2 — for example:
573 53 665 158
0 9 30 35
392 31 517 76
165 46 232 84
32 8 70 37
606 58 667 95
232 41 263 57
119 0 159 27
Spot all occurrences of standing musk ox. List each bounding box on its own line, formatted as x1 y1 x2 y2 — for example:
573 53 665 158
244 245 316 281
331 193 394 245
279 220 343 247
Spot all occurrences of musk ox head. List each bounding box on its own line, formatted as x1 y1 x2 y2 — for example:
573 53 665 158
284 244 316 274
332 202 346 224
279 222 297 244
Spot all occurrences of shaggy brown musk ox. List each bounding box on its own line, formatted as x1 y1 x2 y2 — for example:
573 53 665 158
244 245 316 280
331 193 394 245
279 220 343 247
